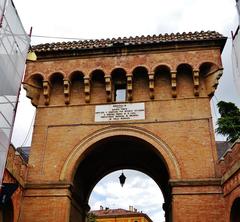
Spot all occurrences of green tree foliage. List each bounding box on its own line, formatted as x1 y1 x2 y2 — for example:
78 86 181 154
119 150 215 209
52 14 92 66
86 213 97 222
216 101 240 143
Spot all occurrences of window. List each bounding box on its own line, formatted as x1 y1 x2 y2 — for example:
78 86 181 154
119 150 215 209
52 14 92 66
112 68 127 102
114 84 126 102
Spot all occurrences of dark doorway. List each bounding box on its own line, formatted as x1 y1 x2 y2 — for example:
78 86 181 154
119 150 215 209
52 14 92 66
230 197 240 222
71 135 172 222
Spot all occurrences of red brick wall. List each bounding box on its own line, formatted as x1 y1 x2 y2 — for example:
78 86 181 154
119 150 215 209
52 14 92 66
20 42 226 222
2 145 28 222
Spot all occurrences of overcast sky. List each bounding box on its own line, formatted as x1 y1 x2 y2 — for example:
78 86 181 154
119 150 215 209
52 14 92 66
11 0 240 222
89 170 164 222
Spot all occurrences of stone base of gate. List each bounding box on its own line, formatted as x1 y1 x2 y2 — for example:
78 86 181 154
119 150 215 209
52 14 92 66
171 179 226 222
18 183 85 222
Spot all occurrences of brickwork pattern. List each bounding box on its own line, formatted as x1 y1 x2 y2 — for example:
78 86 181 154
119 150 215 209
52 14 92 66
18 33 228 222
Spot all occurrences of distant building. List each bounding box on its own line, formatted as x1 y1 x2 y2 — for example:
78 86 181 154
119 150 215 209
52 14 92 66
91 207 152 222
217 139 240 221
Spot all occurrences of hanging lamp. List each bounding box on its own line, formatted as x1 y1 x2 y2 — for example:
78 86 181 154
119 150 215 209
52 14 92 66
119 171 126 187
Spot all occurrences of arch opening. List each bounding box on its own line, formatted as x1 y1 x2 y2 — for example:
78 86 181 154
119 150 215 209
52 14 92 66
70 71 85 104
70 135 172 222
199 62 219 97
154 65 171 99
111 68 127 102
24 74 44 106
91 70 105 103
49 73 64 105
132 67 149 101
176 64 194 97
89 169 165 222
230 197 240 222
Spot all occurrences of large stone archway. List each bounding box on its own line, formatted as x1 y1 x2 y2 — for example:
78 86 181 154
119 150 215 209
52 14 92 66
20 31 227 222
60 126 181 182
62 126 180 222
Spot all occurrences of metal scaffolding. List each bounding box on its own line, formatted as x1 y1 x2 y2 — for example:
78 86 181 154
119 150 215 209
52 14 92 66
0 0 30 186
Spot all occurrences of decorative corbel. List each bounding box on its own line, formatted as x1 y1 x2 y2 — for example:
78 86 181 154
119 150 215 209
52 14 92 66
149 73 154 99
105 76 112 102
171 71 177 98
126 74 133 101
84 77 91 103
63 78 71 105
193 69 199 96
204 68 223 97
43 80 51 105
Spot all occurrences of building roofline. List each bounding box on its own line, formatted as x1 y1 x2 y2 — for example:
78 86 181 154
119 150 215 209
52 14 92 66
91 209 153 222
30 31 227 60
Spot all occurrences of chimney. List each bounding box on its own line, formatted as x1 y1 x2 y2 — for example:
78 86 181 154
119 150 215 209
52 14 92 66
129 206 133 211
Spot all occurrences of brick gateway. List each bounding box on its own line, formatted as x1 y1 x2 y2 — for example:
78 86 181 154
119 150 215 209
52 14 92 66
18 31 236 222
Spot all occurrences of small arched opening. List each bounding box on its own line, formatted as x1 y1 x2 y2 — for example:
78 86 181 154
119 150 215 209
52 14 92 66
154 65 171 99
70 135 173 222
199 62 219 97
90 70 105 103
111 68 127 102
69 71 85 104
49 72 64 105
24 73 44 106
230 197 240 222
132 66 149 101
176 64 194 98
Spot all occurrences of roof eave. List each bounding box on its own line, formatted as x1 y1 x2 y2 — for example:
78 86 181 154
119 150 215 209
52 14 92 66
30 37 227 61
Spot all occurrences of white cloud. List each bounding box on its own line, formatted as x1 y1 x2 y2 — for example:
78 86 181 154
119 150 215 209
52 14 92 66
15 0 238 41
176 0 237 34
89 170 164 222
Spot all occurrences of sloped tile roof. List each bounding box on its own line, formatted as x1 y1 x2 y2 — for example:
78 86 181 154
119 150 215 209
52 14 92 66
32 31 225 53
91 208 152 221
91 208 137 216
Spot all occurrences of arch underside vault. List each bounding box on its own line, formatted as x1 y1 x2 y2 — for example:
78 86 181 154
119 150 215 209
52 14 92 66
59 126 180 222
74 135 170 201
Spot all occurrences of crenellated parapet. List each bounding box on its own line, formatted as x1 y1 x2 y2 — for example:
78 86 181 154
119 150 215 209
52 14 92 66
23 31 226 107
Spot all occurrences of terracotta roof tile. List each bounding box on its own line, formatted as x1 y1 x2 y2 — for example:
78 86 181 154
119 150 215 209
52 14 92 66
32 31 225 53
91 208 146 217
